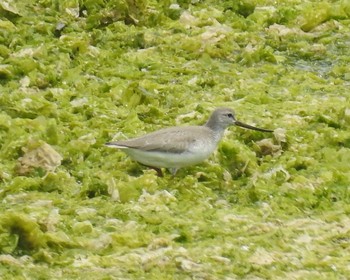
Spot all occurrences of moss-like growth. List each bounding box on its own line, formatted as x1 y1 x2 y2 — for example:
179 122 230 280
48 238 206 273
1 0 350 278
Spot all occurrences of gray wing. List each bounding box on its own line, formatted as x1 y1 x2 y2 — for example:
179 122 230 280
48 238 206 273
107 126 210 154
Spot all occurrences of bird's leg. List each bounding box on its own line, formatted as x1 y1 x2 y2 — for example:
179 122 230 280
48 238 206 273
139 164 163 177
153 167 163 177
169 168 178 176
145 166 163 177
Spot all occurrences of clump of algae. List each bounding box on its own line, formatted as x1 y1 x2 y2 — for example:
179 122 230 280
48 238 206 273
0 213 46 253
17 141 62 175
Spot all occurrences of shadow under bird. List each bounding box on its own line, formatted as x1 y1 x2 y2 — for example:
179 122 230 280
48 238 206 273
105 107 273 176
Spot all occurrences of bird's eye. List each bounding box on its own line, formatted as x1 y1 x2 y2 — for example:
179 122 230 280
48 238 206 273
227 113 234 118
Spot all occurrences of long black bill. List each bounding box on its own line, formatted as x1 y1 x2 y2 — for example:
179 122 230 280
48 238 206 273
235 120 273 132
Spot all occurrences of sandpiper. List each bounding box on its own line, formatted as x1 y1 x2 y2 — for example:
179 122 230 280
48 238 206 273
106 107 273 176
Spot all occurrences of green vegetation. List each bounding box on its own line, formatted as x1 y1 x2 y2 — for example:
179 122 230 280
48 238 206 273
1 0 350 278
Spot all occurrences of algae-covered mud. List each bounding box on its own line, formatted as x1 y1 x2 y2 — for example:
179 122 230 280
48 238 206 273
1 0 350 278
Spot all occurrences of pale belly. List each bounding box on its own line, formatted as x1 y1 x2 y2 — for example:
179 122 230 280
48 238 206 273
124 144 216 168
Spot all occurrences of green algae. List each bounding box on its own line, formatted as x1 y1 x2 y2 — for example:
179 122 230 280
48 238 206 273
1 0 350 278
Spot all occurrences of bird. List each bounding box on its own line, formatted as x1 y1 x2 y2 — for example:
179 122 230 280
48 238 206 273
105 107 273 176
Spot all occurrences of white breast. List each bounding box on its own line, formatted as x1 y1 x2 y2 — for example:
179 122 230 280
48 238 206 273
124 138 218 169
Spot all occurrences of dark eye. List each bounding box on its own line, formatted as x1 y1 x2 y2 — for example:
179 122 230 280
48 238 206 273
227 113 234 118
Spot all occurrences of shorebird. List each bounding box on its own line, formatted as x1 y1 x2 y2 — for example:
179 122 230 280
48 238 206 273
106 107 273 176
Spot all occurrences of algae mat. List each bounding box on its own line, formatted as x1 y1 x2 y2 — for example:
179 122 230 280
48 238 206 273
1 0 350 279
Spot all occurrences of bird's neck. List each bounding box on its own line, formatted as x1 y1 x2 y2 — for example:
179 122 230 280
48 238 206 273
205 117 225 131
204 121 226 143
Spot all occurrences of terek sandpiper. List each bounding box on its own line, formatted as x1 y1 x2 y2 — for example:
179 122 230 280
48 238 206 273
106 107 273 176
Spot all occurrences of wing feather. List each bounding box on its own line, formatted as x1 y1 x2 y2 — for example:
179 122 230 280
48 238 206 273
107 126 211 154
